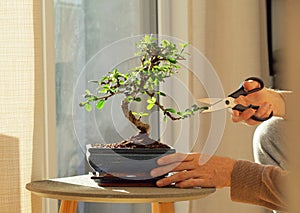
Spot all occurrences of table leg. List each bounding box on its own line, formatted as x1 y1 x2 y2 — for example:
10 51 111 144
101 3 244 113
59 200 78 213
152 202 175 213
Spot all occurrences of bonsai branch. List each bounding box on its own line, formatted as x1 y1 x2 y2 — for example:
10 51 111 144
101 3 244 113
95 93 116 101
145 91 182 121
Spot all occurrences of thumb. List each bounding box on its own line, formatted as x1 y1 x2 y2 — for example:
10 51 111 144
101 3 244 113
243 80 260 91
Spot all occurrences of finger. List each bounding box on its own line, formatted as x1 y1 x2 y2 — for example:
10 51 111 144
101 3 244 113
171 160 200 171
231 108 256 123
234 96 248 106
150 162 181 177
151 158 198 177
245 103 272 125
238 109 257 124
157 153 189 165
231 110 241 122
157 152 197 165
243 80 260 91
260 105 273 119
232 110 240 117
253 102 272 118
247 103 273 125
175 178 212 188
240 81 266 105
156 170 192 187
231 110 240 122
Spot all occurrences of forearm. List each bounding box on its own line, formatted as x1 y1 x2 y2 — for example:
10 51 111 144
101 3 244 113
231 160 288 211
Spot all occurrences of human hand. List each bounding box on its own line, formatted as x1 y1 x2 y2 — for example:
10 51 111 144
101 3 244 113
150 153 236 188
231 79 285 125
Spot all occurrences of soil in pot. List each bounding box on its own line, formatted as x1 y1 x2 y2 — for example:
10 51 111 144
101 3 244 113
90 132 171 149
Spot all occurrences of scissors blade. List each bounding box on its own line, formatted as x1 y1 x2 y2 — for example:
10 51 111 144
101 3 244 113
201 97 236 113
197 98 223 105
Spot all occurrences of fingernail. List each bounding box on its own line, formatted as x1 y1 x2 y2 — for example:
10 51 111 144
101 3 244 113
156 180 163 187
150 170 157 177
157 159 164 165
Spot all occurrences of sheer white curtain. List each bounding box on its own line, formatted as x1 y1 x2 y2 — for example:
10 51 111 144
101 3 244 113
0 0 45 213
158 0 269 212
188 3 267 213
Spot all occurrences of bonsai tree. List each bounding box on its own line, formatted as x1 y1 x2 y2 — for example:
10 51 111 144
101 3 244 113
79 35 206 145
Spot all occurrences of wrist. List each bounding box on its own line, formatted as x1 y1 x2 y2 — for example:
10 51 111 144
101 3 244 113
267 89 286 117
227 158 237 187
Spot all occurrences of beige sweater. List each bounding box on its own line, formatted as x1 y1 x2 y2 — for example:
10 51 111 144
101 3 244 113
230 91 291 211
231 160 288 211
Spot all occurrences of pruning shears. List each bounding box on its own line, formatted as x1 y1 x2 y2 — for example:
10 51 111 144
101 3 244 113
198 77 273 122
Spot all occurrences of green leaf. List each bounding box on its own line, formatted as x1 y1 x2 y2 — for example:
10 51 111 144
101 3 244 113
199 106 209 111
183 109 193 116
100 76 109 81
126 96 134 102
96 100 105 110
168 57 177 64
148 77 153 83
102 85 110 90
134 97 142 102
151 96 157 103
191 104 200 111
147 103 154 110
85 89 91 95
165 108 176 113
163 116 167 122
85 103 92 112
99 89 108 94
112 69 120 78
144 34 150 43
84 94 92 98
179 42 189 49
132 112 149 117
79 102 86 107
157 91 166 96
161 39 170 47
177 111 183 116
132 112 138 116
146 96 156 104
88 96 97 102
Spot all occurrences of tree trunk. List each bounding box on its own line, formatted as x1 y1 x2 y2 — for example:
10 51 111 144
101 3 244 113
121 99 150 134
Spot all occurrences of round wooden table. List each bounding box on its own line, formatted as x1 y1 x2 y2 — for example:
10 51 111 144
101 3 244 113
26 174 215 213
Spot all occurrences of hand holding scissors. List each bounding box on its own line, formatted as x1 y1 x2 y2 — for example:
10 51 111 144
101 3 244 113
198 77 273 122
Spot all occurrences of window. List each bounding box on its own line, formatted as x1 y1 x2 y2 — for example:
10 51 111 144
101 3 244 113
54 0 157 212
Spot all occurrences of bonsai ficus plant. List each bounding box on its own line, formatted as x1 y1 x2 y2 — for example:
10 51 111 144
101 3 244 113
80 35 207 149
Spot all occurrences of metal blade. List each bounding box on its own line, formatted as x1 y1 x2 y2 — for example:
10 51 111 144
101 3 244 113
202 97 236 113
197 98 223 105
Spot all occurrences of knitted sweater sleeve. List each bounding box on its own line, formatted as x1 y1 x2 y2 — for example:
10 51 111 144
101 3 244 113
230 160 288 211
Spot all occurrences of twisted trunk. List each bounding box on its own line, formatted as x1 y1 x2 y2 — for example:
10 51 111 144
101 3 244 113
121 99 150 134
